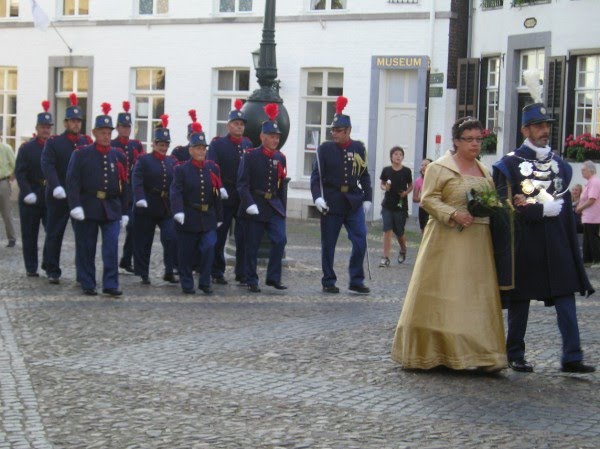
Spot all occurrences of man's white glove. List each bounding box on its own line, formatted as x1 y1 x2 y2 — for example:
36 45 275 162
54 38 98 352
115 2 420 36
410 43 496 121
217 222 223 228
246 204 259 215
24 193 37 205
53 186 67 199
362 201 372 215
219 187 229 200
70 207 85 221
120 215 129 228
543 198 564 217
315 197 328 213
136 199 148 208
174 213 185 224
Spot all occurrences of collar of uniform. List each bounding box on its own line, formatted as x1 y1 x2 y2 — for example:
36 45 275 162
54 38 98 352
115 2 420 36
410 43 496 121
262 147 275 159
36 137 46 146
152 151 166 161
337 138 352 150
191 159 205 169
118 136 130 146
228 135 243 145
65 132 79 143
95 143 111 155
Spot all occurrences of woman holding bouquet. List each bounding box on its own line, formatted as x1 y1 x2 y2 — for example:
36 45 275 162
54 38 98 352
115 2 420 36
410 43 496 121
391 117 506 371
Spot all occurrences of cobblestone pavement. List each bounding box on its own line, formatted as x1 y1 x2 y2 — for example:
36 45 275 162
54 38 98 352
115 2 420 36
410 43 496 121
0 212 598 448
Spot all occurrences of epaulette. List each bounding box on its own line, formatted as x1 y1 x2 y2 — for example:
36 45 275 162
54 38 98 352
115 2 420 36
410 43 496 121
211 136 220 143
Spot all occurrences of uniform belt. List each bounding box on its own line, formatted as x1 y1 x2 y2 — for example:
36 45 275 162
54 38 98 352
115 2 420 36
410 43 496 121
151 188 169 198
324 182 350 193
253 189 274 200
190 203 210 212
37 179 47 186
87 190 118 200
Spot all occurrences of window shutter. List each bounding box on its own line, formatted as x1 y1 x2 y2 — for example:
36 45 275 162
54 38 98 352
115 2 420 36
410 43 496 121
456 58 480 119
546 56 566 155
478 57 489 124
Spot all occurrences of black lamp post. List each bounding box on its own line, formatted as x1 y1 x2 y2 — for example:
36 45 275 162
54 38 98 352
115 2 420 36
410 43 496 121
242 0 290 148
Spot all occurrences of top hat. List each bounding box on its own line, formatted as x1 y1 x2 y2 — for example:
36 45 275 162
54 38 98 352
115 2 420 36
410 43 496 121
261 103 281 135
522 102 555 127
189 122 207 147
117 101 132 126
154 114 171 142
65 93 84 120
37 100 54 126
331 96 351 128
228 99 247 123
94 103 114 129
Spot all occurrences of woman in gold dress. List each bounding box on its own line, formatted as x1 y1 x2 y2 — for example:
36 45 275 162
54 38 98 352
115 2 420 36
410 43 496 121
391 117 506 371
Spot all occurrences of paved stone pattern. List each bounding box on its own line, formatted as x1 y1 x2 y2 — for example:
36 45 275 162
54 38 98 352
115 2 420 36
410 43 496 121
0 215 599 448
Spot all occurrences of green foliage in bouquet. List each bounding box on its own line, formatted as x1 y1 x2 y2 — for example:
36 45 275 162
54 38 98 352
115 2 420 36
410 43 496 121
466 185 511 217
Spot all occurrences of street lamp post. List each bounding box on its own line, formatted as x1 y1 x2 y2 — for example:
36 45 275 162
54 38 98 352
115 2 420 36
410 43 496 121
242 0 290 148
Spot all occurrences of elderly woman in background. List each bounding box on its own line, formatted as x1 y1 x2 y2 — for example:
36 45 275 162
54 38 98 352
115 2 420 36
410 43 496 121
391 117 506 372
576 161 600 267
571 183 583 235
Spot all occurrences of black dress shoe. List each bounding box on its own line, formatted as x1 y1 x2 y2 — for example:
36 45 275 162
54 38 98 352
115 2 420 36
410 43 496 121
199 286 214 294
561 361 596 373
212 277 228 285
102 288 123 297
349 284 370 294
26 272 39 277
162 273 178 284
248 284 261 293
235 274 245 283
182 288 195 295
266 280 287 290
119 262 134 273
323 285 340 294
6 239 15 247
508 359 534 373
48 276 60 285
140 276 151 285
82 289 98 296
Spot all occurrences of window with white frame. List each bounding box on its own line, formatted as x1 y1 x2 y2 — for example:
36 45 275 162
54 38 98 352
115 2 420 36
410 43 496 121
518 48 545 89
310 0 346 11
0 67 17 150
302 70 344 176
62 0 89 16
56 68 89 133
132 68 166 150
219 0 253 13
574 55 600 137
486 57 500 131
139 0 169 15
213 68 250 137
0 0 18 18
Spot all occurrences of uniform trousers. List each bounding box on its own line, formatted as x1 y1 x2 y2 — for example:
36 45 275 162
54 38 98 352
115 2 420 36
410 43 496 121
18 203 46 274
120 202 134 267
43 197 72 278
133 213 176 278
177 229 216 291
73 219 120 291
320 207 367 288
212 203 245 280
506 294 583 364
244 215 286 287
0 178 16 241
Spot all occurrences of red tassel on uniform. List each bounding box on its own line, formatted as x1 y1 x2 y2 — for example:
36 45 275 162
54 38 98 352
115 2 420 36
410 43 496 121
335 96 348 115
101 103 111 115
210 171 223 189
122 101 130 112
42 100 50 112
69 93 78 107
160 114 169 128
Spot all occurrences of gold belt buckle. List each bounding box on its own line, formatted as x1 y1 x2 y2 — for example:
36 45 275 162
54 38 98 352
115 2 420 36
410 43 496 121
161 191 168 198
96 191 106 199
340 185 349 193
264 192 272 199
201 204 209 212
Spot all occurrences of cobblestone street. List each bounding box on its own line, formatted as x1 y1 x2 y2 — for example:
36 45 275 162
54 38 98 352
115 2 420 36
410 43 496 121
0 215 598 448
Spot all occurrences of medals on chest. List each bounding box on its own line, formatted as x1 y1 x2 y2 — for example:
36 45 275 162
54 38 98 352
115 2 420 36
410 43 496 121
514 154 564 204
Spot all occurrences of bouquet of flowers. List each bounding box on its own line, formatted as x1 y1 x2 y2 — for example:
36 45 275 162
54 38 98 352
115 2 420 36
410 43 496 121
466 185 506 217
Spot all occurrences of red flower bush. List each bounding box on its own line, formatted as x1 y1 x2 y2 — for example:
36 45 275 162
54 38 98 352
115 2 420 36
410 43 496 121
565 133 600 161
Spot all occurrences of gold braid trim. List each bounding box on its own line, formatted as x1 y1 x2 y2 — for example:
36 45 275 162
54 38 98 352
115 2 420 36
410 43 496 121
352 152 368 177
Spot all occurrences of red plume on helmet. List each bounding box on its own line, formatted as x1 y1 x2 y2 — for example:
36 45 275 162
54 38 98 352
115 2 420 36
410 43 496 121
160 114 169 128
101 103 111 115
234 99 243 111
69 93 78 107
41 100 50 112
335 96 348 115
122 101 130 112
264 103 279 121
191 122 203 133
188 109 197 123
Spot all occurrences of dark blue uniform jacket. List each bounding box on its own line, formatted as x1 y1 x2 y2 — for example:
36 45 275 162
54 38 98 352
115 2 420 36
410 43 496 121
207 134 253 206
171 144 191 164
15 138 46 207
111 137 144 203
41 132 92 196
132 152 177 218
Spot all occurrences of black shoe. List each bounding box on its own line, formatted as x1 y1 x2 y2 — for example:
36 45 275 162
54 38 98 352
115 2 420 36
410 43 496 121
323 285 340 294
82 289 97 296
119 262 134 273
199 286 214 294
162 273 178 284
266 280 287 290
6 239 15 248
508 359 534 373
102 288 123 297
235 274 245 282
398 251 406 264
140 276 151 285
212 277 228 285
248 284 261 293
349 284 370 294
48 276 60 285
182 288 196 295
561 361 596 373
26 272 39 277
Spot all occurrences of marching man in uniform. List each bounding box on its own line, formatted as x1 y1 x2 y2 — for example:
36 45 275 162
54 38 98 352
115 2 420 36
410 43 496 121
171 109 197 164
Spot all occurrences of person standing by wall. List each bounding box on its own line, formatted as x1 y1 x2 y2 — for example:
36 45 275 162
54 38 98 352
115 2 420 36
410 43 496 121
576 161 600 267
0 137 16 248
412 158 432 233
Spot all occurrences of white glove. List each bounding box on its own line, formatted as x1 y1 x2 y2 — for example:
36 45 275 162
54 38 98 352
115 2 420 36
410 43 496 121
120 215 129 228
543 198 564 217
219 187 229 200
136 199 148 208
70 207 85 221
174 212 185 224
53 186 66 199
217 222 223 228
24 193 37 205
363 201 372 215
315 197 328 213
246 204 259 215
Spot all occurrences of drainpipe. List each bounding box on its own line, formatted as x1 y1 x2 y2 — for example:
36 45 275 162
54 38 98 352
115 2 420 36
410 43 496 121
467 0 473 58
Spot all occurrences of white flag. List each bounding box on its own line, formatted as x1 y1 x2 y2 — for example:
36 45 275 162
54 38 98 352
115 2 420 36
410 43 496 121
30 0 50 30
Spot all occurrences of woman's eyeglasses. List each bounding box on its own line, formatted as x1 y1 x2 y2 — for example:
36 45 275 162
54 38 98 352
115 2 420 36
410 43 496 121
459 137 483 143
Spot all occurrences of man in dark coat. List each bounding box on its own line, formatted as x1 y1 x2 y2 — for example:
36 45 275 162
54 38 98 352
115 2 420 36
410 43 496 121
207 99 252 285
171 109 196 164
493 102 595 374
310 96 372 294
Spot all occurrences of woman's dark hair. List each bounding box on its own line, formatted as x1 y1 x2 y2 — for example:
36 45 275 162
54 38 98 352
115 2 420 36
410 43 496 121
451 117 483 150
389 146 404 161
